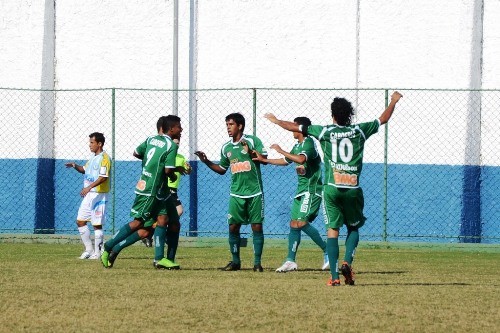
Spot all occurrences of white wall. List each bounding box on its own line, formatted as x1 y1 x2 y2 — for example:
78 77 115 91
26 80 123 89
0 0 499 165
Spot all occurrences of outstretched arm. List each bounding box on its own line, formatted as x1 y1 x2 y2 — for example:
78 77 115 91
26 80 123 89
252 149 288 166
65 162 85 174
270 143 306 165
264 113 302 133
379 91 403 125
194 151 227 175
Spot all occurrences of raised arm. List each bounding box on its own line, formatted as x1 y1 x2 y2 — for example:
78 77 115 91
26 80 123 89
194 151 227 175
379 91 403 125
264 113 302 133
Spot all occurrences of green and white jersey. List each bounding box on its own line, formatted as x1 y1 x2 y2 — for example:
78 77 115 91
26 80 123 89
219 134 267 198
284 136 322 197
134 135 177 197
305 119 380 188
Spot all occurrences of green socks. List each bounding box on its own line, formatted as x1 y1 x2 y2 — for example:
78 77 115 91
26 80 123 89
104 223 132 251
286 227 301 262
153 225 167 261
326 237 339 279
344 229 359 265
111 231 141 254
228 232 241 264
252 230 264 265
301 223 326 252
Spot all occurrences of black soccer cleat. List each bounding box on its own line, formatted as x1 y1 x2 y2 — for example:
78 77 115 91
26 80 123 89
340 262 355 285
221 261 241 271
253 264 264 272
107 251 118 268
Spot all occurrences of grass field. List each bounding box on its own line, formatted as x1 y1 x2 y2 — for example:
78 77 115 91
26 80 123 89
0 241 499 333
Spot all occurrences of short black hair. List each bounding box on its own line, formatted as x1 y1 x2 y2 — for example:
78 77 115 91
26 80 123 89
225 113 245 132
157 116 167 132
163 115 181 133
331 97 354 126
89 132 105 145
293 116 312 127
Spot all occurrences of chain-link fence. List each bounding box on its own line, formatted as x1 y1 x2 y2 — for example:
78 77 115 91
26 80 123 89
0 88 498 243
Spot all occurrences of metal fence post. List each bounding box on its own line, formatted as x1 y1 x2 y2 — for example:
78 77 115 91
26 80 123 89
252 88 257 135
111 88 116 234
383 89 389 242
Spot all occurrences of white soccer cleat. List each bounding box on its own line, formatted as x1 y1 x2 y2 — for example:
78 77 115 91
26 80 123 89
276 261 298 273
88 253 99 260
79 251 93 259
322 253 330 270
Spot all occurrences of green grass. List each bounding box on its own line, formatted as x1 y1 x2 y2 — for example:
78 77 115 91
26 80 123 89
0 242 499 332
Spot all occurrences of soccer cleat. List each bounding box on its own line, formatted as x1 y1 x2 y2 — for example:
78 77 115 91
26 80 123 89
79 251 93 259
221 261 241 271
327 278 341 286
155 258 180 270
88 253 99 260
275 261 298 273
322 253 330 270
340 261 355 285
100 250 110 268
141 236 153 248
107 251 118 268
253 264 264 272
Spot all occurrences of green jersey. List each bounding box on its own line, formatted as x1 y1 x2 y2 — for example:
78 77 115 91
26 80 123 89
306 120 380 188
134 135 177 197
220 134 267 198
285 136 322 197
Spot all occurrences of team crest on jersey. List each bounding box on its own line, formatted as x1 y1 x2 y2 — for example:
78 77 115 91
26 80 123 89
136 180 146 191
241 149 248 154
227 152 232 158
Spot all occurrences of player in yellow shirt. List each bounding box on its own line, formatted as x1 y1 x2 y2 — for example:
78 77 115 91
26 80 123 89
65 132 111 259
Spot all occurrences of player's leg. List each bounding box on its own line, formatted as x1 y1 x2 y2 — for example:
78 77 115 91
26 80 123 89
223 196 244 270
249 194 265 272
340 188 365 285
297 193 328 269
89 193 108 259
76 194 93 259
276 197 301 272
323 186 344 286
166 195 181 264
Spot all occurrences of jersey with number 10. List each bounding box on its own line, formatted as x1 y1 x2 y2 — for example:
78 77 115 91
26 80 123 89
306 119 380 188
134 135 177 197
219 134 267 198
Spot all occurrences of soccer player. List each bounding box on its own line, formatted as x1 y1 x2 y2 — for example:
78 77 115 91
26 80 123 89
65 132 111 260
264 91 403 286
252 117 329 272
100 115 182 269
195 112 267 272
142 137 191 260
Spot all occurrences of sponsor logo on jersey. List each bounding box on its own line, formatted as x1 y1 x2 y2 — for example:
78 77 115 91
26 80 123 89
230 161 252 174
300 193 310 213
333 171 358 186
142 169 152 177
331 162 358 171
136 180 146 191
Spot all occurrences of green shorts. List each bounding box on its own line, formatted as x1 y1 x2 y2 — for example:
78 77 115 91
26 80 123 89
153 195 180 227
290 192 321 222
322 185 366 229
130 194 157 226
227 194 264 225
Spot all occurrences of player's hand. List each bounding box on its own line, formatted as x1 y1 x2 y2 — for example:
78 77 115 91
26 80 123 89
391 91 403 103
269 144 282 152
168 173 178 182
194 151 208 163
184 162 192 175
80 186 91 197
65 162 76 168
264 113 279 124
252 150 265 162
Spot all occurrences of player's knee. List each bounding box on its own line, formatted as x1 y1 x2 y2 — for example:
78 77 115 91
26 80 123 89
168 221 180 233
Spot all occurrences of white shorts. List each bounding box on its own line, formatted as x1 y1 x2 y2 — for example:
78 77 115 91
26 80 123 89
76 192 109 226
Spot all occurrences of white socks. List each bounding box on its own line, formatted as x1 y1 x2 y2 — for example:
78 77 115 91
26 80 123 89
78 225 93 252
94 229 104 254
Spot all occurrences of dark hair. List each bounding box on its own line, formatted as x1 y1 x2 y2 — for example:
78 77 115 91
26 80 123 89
225 113 245 132
89 132 105 145
331 97 354 126
157 116 167 132
293 116 312 127
161 115 181 133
